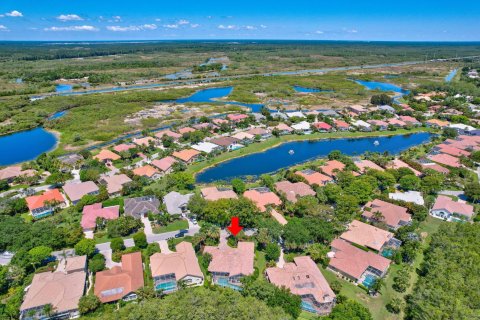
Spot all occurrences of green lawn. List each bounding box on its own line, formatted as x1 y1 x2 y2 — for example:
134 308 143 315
153 219 189 234
255 251 267 281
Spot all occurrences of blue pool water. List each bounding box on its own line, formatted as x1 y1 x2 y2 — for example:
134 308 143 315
381 248 394 258
0 127 58 166
362 274 377 288
217 278 242 291
155 281 177 292
445 69 458 82
196 132 432 182
301 301 317 313
55 84 73 92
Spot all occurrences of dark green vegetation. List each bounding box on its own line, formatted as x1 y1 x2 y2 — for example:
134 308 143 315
406 223 480 319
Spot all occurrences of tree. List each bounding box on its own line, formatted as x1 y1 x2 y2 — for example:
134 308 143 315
335 194 360 222
88 253 106 273
265 243 280 262
28 245 52 270
399 175 421 191
305 243 330 266
370 277 384 295
0 180 9 191
386 297 404 314
421 172 445 195
167 172 195 190
107 216 142 238
464 182 480 203
328 299 373 320
133 232 148 249
260 174 274 189
393 265 411 293
442 127 458 139
78 295 101 315
110 237 125 252
231 178 246 194
371 94 392 106
74 239 96 257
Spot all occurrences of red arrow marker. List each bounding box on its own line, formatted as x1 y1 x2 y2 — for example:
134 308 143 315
227 216 243 236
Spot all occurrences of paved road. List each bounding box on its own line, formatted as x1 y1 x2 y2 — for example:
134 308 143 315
439 190 467 201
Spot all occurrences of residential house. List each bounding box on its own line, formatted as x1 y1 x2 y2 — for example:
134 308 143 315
434 144 471 157
113 144 136 153
399 116 421 126
385 159 422 176
266 256 336 315
210 136 242 151
313 122 333 132
94 252 144 303
388 118 407 128
20 256 87 320
349 105 367 115
296 169 332 186
340 220 397 252
150 242 204 293
63 181 99 205
286 111 306 119
291 121 313 134
172 149 201 164
204 242 255 290
133 136 156 147
155 130 181 141
351 120 371 131
99 174 132 196
333 119 351 131
57 154 84 170
124 196 160 218
367 120 388 130
362 199 412 230
274 180 315 203
427 153 461 168
426 119 449 128
201 186 238 201
26 189 66 219
192 142 222 154
212 118 229 126
246 127 272 140
0 166 36 183
226 113 249 123
231 132 255 144
243 187 282 212
378 105 396 113
133 165 161 180
178 127 196 135
319 160 346 178
271 123 294 135
419 161 450 175
430 195 474 222
94 149 121 163
389 191 425 206
163 191 193 216
151 156 177 174
328 239 391 284
318 110 340 118
81 203 119 232
354 160 384 173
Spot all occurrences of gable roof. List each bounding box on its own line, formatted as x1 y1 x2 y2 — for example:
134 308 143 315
210 136 240 147
243 188 282 212
113 144 136 153
26 189 65 211
94 149 120 162
155 130 182 140
204 242 254 277
81 203 119 230
296 169 332 186
266 256 335 305
94 252 144 303
172 149 201 162
0 166 36 181
340 220 394 251
432 195 474 219
362 199 412 228
320 160 345 177
427 153 461 168
151 156 177 172
355 160 384 173
150 242 203 280
201 186 238 201
133 165 159 178
386 159 422 176
329 239 391 280
192 142 221 154
100 174 132 194
274 180 315 203
133 136 156 147
63 181 99 203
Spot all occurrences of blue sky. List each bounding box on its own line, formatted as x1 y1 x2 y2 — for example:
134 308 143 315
0 0 479 41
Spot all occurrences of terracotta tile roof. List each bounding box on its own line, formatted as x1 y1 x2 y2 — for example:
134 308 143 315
94 149 120 162
81 203 119 230
273 123 294 132
333 119 350 129
63 181 99 203
313 122 333 130
133 165 159 178
94 252 144 303
178 127 196 134
296 169 332 186
368 120 388 127
386 159 422 176
155 130 181 140
204 242 254 277
20 259 86 314
243 188 282 212
340 220 394 251
151 156 177 172
388 118 407 127
270 208 288 225
210 136 240 147
26 189 65 211
427 153 461 168
432 195 474 219
329 239 391 280
320 160 345 177
420 162 450 174
274 180 315 203
113 144 136 153
133 136 156 147
100 174 132 194
150 242 203 280
362 199 411 228
399 116 420 124
56 256 87 274
231 132 255 140
201 186 238 201
227 114 249 122
435 144 471 157
172 149 201 162
247 127 269 136
426 119 449 128
212 118 229 125
0 166 36 181
266 256 335 305
355 160 384 173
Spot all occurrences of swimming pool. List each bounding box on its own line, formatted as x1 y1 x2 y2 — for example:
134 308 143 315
217 278 242 291
301 300 317 313
155 281 177 292
362 274 377 288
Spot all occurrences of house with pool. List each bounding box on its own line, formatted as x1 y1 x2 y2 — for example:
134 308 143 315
203 242 254 290
266 256 336 315
150 242 203 293
430 195 474 222
26 189 67 219
328 239 391 288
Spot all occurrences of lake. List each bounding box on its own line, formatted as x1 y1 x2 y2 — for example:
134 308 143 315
196 132 432 182
354 80 409 95
0 128 57 166
55 84 73 92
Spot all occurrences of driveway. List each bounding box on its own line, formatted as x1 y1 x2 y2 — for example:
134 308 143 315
158 240 172 254
141 215 153 236
95 243 121 269
439 190 467 201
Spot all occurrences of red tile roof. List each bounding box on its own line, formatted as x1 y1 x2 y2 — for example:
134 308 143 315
151 156 177 172
227 114 249 122
296 170 332 186
340 220 394 251
432 195 474 219
94 149 120 162
204 242 254 277
133 165 159 178
113 144 136 153
274 180 315 203
320 160 345 177
81 203 119 230
428 153 461 168
201 187 238 201
243 189 282 212
355 160 384 173
362 199 411 229
313 122 332 131
172 149 201 162
26 189 65 211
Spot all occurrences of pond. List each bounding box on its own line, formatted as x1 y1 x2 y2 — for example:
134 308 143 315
196 132 432 182
0 127 57 166
293 85 333 93
354 80 409 95
445 69 458 82
48 111 68 120
55 84 73 92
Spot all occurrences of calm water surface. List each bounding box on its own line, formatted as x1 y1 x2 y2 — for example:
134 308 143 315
196 132 432 182
0 128 57 165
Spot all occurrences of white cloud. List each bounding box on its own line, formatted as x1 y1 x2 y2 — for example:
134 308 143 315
190 23 200 28
260 25 267 29
107 24 157 32
57 14 83 22
315 30 324 34
5 10 23 17
44 25 98 32
178 19 189 25
0 25 9 31
346 29 358 33
113 16 122 22
163 24 179 29
155 18 162 22
245 25 257 30
218 24 238 30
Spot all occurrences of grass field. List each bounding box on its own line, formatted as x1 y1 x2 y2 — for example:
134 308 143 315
153 219 189 234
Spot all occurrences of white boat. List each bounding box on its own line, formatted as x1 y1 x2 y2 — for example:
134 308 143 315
373 140 380 146
288 149 295 155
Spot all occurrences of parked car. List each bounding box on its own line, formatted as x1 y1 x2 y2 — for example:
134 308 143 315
175 229 189 238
